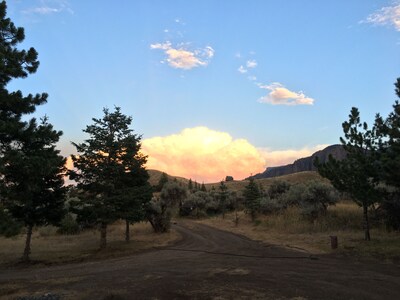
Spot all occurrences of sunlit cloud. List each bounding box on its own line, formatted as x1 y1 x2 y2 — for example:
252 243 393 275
142 127 265 183
258 82 314 106
246 59 257 69
258 144 329 168
22 0 73 15
150 41 214 70
362 3 400 31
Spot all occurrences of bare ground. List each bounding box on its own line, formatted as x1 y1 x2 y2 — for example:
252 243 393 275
0 221 399 300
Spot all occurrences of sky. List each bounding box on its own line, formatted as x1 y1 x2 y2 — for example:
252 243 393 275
5 0 400 182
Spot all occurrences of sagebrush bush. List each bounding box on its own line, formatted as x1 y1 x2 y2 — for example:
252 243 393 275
57 213 80 235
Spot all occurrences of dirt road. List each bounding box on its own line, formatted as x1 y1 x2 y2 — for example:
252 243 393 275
1 221 399 299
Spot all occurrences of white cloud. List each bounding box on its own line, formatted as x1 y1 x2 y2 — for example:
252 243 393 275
150 41 214 70
141 126 327 182
238 65 247 73
142 127 266 182
246 59 257 69
258 82 314 106
248 76 257 81
362 3 400 31
22 0 73 15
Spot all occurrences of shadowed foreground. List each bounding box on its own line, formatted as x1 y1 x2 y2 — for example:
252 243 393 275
0 221 399 299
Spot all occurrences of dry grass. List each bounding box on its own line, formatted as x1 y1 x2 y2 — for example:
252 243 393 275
0 221 180 266
197 202 400 261
147 169 189 186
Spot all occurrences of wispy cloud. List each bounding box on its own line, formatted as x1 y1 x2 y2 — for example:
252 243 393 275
362 3 400 31
22 0 73 15
150 41 214 70
246 59 257 69
258 82 314 106
237 59 257 74
238 65 247 73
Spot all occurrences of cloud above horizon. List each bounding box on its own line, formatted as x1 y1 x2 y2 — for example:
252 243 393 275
141 127 328 182
258 82 314 106
142 127 265 182
150 41 214 70
362 3 400 31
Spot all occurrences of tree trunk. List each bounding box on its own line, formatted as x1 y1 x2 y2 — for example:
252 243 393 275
22 224 33 262
125 219 130 242
363 201 371 241
100 222 107 249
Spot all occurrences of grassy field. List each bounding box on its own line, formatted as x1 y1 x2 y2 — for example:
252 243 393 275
0 221 180 267
197 201 400 262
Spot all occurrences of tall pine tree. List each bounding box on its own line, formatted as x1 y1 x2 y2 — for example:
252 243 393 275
69 107 151 248
1 118 66 261
0 1 66 261
0 1 47 148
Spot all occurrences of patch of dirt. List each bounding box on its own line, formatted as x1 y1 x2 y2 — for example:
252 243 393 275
1 220 399 299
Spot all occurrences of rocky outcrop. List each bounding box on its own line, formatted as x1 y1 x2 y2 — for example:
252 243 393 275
251 144 346 179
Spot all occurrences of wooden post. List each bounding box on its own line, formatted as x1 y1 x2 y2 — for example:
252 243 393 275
330 236 338 249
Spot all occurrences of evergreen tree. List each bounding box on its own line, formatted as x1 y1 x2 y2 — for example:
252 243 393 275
188 178 193 192
243 178 261 222
69 107 151 248
0 118 66 261
218 181 228 219
201 182 207 192
374 79 400 230
0 1 47 148
316 107 381 240
0 2 66 261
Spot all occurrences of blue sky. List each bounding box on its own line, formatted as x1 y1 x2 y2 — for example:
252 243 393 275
5 0 400 182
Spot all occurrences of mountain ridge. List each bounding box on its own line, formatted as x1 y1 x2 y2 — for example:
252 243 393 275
250 144 346 179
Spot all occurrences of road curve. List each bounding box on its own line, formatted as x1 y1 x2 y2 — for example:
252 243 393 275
1 221 399 299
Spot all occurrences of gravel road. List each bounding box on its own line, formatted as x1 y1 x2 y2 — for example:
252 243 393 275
1 221 399 299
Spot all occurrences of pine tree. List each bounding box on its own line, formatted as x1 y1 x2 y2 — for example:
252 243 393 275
201 182 207 192
188 178 193 192
0 1 66 261
218 181 228 219
1 118 66 261
69 107 151 248
316 107 381 240
0 1 47 148
243 178 261 222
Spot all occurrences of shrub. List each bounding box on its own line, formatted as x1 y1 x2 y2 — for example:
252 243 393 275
0 205 22 237
380 192 400 231
57 213 80 235
268 180 291 199
180 191 209 217
259 196 286 214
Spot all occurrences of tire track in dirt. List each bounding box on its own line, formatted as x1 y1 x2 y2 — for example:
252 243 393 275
1 221 399 299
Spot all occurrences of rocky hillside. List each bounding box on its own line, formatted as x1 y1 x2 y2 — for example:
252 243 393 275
251 144 346 179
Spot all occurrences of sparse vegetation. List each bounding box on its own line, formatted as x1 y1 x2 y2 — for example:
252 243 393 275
0 221 179 266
